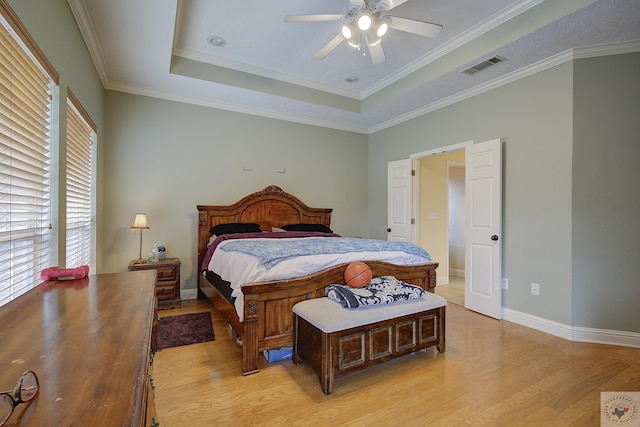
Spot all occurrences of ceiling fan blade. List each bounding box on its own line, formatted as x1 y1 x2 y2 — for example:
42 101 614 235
365 34 386 64
313 34 345 60
388 16 443 38
284 14 345 23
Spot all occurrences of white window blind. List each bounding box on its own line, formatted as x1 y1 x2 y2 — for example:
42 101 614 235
66 90 96 270
0 3 57 307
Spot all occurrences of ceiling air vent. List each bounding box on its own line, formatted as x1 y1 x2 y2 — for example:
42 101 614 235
462 56 507 76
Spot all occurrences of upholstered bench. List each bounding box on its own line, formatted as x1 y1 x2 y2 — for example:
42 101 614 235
292 292 446 395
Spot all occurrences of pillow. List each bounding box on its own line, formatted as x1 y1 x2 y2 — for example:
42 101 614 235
209 222 262 237
281 223 333 233
325 276 425 309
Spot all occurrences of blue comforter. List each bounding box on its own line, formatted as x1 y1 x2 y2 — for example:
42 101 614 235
219 237 431 269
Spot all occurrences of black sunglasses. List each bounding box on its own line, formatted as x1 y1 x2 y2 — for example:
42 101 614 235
0 371 40 427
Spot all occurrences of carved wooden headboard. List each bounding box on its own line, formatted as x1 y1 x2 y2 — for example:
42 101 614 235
197 185 332 270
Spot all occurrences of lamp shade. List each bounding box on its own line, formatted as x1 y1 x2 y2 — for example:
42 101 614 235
130 213 150 230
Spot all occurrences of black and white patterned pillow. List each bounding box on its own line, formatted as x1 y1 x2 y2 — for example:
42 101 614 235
326 276 425 309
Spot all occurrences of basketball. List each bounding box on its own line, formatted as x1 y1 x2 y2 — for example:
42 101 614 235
344 262 373 288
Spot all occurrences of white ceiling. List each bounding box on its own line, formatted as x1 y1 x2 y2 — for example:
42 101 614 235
68 0 640 134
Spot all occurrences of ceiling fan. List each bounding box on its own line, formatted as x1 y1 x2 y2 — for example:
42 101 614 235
284 0 443 64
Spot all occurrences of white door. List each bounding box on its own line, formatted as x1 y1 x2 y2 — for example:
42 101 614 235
465 139 502 319
387 159 413 242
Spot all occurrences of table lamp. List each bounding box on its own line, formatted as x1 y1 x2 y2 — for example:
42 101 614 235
130 213 150 263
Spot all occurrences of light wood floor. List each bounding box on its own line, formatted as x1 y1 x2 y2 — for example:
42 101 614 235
153 297 640 426
435 276 465 306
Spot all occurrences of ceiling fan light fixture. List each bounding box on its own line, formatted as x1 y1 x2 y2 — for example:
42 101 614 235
377 23 388 37
283 0 443 65
368 35 382 47
357 13 372 31
376 16 391 37
341 25 352 39
347 35 362 49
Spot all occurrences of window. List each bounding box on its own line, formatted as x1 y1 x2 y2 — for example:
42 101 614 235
66 89 96 270
0 2 58 307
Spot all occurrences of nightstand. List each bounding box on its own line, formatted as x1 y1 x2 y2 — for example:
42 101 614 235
129 257 181 306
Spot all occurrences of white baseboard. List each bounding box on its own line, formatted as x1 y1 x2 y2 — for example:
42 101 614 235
503 308 640 349
571 325 640 348
449 268 465 278
503 308 573 340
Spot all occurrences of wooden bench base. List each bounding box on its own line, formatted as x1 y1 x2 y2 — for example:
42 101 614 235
293 298 446 395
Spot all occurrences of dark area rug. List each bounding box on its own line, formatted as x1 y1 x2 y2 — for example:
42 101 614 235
157 312 215 350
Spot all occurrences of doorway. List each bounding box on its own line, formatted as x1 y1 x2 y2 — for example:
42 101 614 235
416 150 466 305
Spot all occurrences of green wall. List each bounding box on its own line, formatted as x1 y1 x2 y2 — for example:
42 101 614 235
102 91 368 293
369 63 575 326
572 52 640 331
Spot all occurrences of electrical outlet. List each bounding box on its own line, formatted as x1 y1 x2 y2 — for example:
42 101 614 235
501 278 509 289
531 282 540 296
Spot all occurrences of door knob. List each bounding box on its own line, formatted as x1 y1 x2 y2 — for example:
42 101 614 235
491 235 499 241
387 228 391 232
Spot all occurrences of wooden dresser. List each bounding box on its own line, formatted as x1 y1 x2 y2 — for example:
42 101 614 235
0 271 159 426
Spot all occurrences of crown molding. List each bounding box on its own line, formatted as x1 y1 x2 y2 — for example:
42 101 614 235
369 40 640 133
104 81 369 134
67 0 109 87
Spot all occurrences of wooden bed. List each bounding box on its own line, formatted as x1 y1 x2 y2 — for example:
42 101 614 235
197 185 438 375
